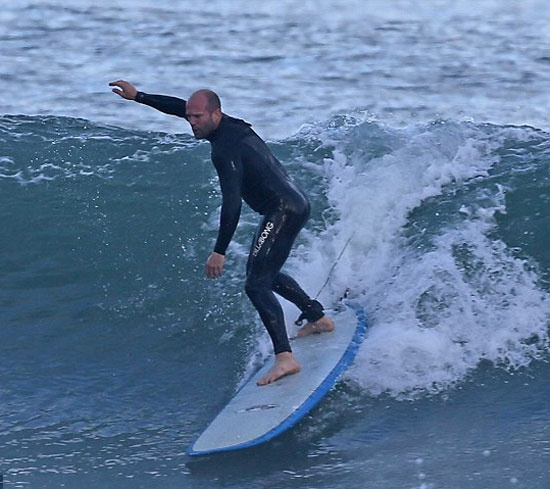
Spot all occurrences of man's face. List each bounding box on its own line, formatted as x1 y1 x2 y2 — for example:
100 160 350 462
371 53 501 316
186 95 221 139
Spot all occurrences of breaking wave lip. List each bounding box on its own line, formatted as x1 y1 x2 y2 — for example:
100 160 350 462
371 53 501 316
283 117 550 400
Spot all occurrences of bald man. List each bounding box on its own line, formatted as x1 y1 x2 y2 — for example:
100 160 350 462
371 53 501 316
110 80 334 385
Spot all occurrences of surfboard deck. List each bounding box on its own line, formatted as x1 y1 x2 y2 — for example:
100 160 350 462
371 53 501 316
186 301 367 456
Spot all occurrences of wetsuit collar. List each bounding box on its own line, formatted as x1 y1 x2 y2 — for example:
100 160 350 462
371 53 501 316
206 114 252 142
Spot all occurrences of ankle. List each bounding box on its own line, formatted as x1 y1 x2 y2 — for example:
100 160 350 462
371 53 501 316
275 351 296 362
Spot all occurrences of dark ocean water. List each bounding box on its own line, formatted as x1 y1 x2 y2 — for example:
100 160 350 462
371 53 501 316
1 1 550 488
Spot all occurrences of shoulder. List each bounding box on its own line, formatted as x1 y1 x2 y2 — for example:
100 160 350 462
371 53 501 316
216 116 254 143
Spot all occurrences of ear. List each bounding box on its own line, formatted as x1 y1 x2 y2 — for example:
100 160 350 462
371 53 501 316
213 108 222 125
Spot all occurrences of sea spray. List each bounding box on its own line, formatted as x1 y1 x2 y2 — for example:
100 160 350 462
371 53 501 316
283 118 550 398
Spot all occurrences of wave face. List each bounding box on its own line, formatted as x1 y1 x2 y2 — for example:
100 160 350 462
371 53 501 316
1 114 549 485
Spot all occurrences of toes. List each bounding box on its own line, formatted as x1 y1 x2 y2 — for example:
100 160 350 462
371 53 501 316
257 375 271 386
257 370 277 386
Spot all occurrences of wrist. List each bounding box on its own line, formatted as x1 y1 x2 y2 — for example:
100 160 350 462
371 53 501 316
213 246 226 256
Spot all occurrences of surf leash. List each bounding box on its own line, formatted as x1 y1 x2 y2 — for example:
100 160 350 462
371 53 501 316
313 232 355 300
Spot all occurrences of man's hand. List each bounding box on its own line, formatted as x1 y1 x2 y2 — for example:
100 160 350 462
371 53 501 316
109 80 138 100
205 252 226 278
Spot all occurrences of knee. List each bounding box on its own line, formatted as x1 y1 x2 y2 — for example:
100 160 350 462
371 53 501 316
245 275 270 300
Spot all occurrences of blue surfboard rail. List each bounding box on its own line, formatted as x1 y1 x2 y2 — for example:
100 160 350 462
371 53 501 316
187 302 367 456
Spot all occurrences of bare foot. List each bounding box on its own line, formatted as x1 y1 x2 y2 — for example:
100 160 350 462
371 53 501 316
296 315 335 338
257 352 301 386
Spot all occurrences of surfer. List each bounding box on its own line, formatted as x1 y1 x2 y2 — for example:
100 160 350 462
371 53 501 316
110 80 334 385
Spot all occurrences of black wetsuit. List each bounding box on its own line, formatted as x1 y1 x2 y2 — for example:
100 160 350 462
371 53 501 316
135 91 325 354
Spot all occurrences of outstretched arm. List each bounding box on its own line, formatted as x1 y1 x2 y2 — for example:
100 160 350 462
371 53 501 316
109 79 188 118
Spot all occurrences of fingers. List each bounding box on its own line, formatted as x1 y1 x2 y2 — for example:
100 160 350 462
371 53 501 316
109 80 127 99
111 87 128 99
109 80 124 92
108 79 136 100
205 263 223 278
205 253 225 278
205 267 220 278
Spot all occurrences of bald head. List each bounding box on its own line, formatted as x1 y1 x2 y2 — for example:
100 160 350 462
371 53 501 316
189 89 221 113
186 89 223 139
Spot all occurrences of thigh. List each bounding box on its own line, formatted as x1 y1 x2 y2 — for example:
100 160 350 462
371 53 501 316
246 210 305 282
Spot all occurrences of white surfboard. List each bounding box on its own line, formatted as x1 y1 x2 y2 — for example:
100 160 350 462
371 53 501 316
187 302 367 456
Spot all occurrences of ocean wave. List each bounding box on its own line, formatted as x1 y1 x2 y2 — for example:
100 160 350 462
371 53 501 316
285 117 549 399
2 113 549 400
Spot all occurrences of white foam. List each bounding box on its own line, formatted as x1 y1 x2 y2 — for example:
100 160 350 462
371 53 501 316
290 120 549 399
